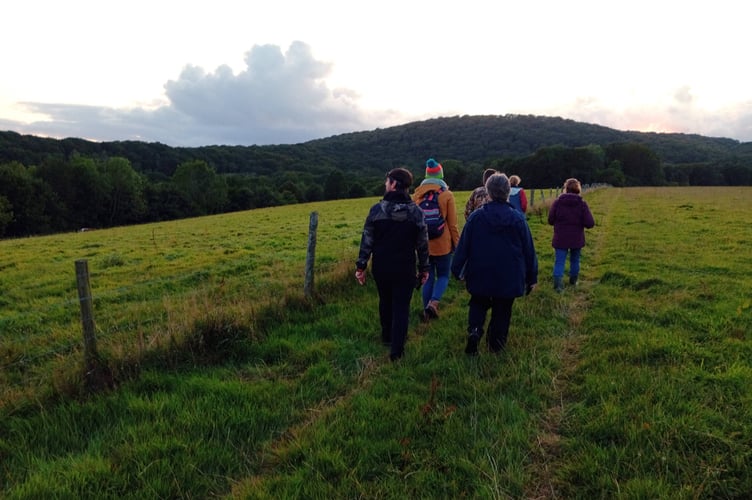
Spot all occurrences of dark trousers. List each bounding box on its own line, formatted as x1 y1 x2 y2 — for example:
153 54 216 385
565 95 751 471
468 295 515 352
374 275 415 359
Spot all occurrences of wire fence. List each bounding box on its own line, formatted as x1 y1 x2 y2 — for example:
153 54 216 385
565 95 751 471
1 214 331 385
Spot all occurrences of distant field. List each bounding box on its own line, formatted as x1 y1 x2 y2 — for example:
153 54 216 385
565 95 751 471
1 187 751 498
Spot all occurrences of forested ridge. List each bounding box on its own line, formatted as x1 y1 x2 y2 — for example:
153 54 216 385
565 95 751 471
2 114 751 237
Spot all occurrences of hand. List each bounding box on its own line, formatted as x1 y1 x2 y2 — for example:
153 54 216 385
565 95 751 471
419 271 429 285
355 269 366 285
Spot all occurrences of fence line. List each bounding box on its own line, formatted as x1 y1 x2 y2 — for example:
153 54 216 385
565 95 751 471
527 183 607 207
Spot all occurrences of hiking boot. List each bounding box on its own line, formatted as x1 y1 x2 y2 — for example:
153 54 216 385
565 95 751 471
553 276 564 293
465 328 481 356
424 300 439 319
569 275 578 286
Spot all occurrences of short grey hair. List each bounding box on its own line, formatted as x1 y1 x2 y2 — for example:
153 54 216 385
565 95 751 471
485 173 511 202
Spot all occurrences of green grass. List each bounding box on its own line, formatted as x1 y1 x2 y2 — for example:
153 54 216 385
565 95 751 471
1 187 751 498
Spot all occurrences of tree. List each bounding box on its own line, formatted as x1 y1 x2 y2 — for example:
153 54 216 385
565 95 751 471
0 161 55 236
172 160 228 215
100 157 147 226
348 183 367 198
0 195 12 237
605 143 663 186
143 182 194 221
35 154 107 230
279 180 304 204
304 184 324 202
597 161 627 186
323 169 347 200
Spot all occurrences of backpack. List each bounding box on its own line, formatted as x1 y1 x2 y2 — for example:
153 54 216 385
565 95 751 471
509 187 523 212
419 189 445 239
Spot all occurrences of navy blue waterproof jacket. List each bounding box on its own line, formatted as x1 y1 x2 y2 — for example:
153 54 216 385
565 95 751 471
451 200 538 298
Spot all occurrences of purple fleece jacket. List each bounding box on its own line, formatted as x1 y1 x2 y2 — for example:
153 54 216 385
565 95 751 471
548 193 595 249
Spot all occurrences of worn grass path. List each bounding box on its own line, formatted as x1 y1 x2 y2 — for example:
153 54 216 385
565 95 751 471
525 187 619 498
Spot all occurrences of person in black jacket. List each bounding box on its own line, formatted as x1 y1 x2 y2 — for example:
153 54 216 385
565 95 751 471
356 168 430 361
452 173 538 355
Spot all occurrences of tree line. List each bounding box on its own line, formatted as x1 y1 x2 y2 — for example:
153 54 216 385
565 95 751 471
2 114 751 237
2 140 750 238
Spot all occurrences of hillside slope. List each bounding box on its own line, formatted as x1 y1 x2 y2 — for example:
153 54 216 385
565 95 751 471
1 115 746 178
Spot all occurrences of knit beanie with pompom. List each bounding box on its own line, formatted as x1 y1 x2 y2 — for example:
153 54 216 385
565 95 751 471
425 158 444 179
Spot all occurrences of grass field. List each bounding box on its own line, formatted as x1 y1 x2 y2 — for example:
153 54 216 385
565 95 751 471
1 186 751 498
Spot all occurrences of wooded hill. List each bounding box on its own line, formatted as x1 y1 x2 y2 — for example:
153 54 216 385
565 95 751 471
2 114 749 180
1 115 751 237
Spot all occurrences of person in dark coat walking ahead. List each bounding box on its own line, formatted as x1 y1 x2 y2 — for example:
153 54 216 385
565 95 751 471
356 168 430 361
548 178 595 292
451 173 538 355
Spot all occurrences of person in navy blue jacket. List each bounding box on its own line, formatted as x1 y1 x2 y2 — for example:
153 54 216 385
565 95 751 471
451 173 538 355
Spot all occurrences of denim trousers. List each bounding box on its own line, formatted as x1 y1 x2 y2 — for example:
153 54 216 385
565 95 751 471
422 252 452 307
553 247 581 278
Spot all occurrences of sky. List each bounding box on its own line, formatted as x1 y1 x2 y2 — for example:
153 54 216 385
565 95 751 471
2 0 751 147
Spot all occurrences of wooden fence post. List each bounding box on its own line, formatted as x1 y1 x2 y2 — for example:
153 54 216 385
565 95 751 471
75 259 99 365
304 211 318 298
75 260 112 390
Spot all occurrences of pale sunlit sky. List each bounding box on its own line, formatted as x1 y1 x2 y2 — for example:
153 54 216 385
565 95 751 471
2 0 751 147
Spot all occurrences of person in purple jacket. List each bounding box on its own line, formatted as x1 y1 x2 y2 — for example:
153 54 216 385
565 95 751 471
548 178 595 292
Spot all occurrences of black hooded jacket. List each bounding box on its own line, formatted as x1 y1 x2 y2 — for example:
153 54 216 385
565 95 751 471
356 191 430 281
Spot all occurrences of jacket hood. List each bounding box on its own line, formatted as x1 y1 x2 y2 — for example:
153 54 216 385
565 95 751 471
557 193 582 206
475 200 521 231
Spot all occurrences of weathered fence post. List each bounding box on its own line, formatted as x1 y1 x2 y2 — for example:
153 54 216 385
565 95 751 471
75 260 112 390
530 190 535 207
75 260 99 365
304 211 318 298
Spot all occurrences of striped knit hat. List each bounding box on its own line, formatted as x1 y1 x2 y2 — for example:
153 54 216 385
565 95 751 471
425 158 444 179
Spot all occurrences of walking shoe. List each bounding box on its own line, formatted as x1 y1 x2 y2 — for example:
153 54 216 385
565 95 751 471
465 331 480 356
424 300 439 319
553 276 564 293
569 275 578 286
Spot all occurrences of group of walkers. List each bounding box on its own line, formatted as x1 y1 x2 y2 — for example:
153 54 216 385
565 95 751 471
355 158 594 361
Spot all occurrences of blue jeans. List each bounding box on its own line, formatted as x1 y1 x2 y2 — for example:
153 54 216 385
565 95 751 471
553 248 581 278
422 253 452 307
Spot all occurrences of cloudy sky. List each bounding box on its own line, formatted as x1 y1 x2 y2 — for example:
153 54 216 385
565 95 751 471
2 0 750 147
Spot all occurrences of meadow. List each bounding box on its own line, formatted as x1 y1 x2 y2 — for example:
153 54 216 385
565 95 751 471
1 186 750 498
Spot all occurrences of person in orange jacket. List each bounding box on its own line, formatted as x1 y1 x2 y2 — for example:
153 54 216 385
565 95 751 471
412 158 460 320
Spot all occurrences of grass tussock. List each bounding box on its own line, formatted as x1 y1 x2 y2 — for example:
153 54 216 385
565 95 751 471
1 187 751 498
